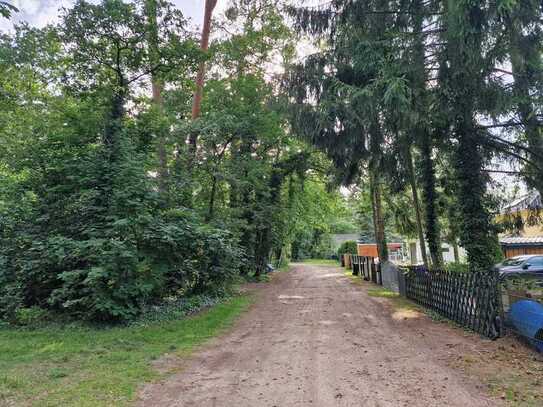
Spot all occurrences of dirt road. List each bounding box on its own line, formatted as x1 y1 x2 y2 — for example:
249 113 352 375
137 263 499 407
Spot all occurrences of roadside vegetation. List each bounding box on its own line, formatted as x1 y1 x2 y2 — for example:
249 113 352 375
0 295 251 406
286 0 542 271
0 1 348 325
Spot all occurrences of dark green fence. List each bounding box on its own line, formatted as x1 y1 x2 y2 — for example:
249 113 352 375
403 268 501 339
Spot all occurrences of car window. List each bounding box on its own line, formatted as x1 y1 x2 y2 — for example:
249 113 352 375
529 257 543 266
503 258 525 266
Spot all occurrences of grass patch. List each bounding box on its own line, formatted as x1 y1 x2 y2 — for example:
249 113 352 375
0 295 251 407
451 339 543 407
485 370 543 406
367 288 399 298
301 258 339 266
364 286 422 315
343 270 364 285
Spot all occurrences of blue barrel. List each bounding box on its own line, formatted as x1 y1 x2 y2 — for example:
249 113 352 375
510 300 543 352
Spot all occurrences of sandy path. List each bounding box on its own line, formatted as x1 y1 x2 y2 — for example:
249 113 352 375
137 263 499 407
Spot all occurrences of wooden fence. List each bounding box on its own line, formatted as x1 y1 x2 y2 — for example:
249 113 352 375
403 268 502 339
351 255 382 285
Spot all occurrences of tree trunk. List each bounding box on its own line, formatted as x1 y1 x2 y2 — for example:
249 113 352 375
454 120 500 270
409 0 441 268
443 0 501 270
254 164 292 275
188 0 218 154
206 173 217 221
419 131 443 268
181 0 218 208
369 166 389 263
405 145 429 268
104 90 125 160
452 240 460 263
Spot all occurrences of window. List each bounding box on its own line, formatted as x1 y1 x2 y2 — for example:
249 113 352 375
530 257 543 266
503 257 525 266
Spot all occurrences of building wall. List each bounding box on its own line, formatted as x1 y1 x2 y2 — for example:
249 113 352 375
357 244 379 258
504 246 543 258
357 243 403 261
496 209 543 237
407 239 467 265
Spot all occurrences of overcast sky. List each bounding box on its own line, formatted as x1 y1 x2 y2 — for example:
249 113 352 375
0 0 228 32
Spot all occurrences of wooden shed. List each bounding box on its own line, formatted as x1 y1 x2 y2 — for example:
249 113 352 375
500 237 543 258
357 242 403 260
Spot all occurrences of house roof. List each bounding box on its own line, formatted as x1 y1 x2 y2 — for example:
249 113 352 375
357 242 403 248
500 236 543 247
503 191 541 213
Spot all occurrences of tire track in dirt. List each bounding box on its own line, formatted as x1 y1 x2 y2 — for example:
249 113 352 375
136 263 500 407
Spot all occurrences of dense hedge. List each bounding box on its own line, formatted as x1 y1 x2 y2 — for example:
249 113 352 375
0 142 243 323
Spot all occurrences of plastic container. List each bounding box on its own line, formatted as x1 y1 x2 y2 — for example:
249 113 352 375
509 299 543 352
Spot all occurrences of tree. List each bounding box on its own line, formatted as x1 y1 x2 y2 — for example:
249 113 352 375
0 0 237 322
0 1 17 18
437 0 502 270
504 0 543 199
287 0 523 271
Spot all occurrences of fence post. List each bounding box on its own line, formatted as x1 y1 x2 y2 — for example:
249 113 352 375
398 268 407 296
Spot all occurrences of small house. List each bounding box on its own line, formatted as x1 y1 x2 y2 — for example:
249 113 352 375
497 191 542 258
404 239 467 265
357 242 403 262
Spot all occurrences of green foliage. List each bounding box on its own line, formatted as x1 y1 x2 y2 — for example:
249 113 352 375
337 240 358 257
286 0 541 271
14 307 49 327
0 0 339 324
0 0 241 323
443 262 469 274
0 1 17 19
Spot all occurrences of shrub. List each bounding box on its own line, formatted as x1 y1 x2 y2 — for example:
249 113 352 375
0 142 244 323
443 262 469 274
14 306 49 326
337 240 358 257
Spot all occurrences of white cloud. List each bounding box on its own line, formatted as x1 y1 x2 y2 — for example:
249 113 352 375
13 0 41 15
0 0 221 32
0 0 72 31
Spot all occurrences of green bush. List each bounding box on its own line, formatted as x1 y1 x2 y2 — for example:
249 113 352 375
0 213 243 322
337 240 358 257
443 262 469 274
0 140 244 323
14 306 49 326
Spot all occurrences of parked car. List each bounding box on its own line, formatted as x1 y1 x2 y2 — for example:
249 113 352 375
494 255 543 277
